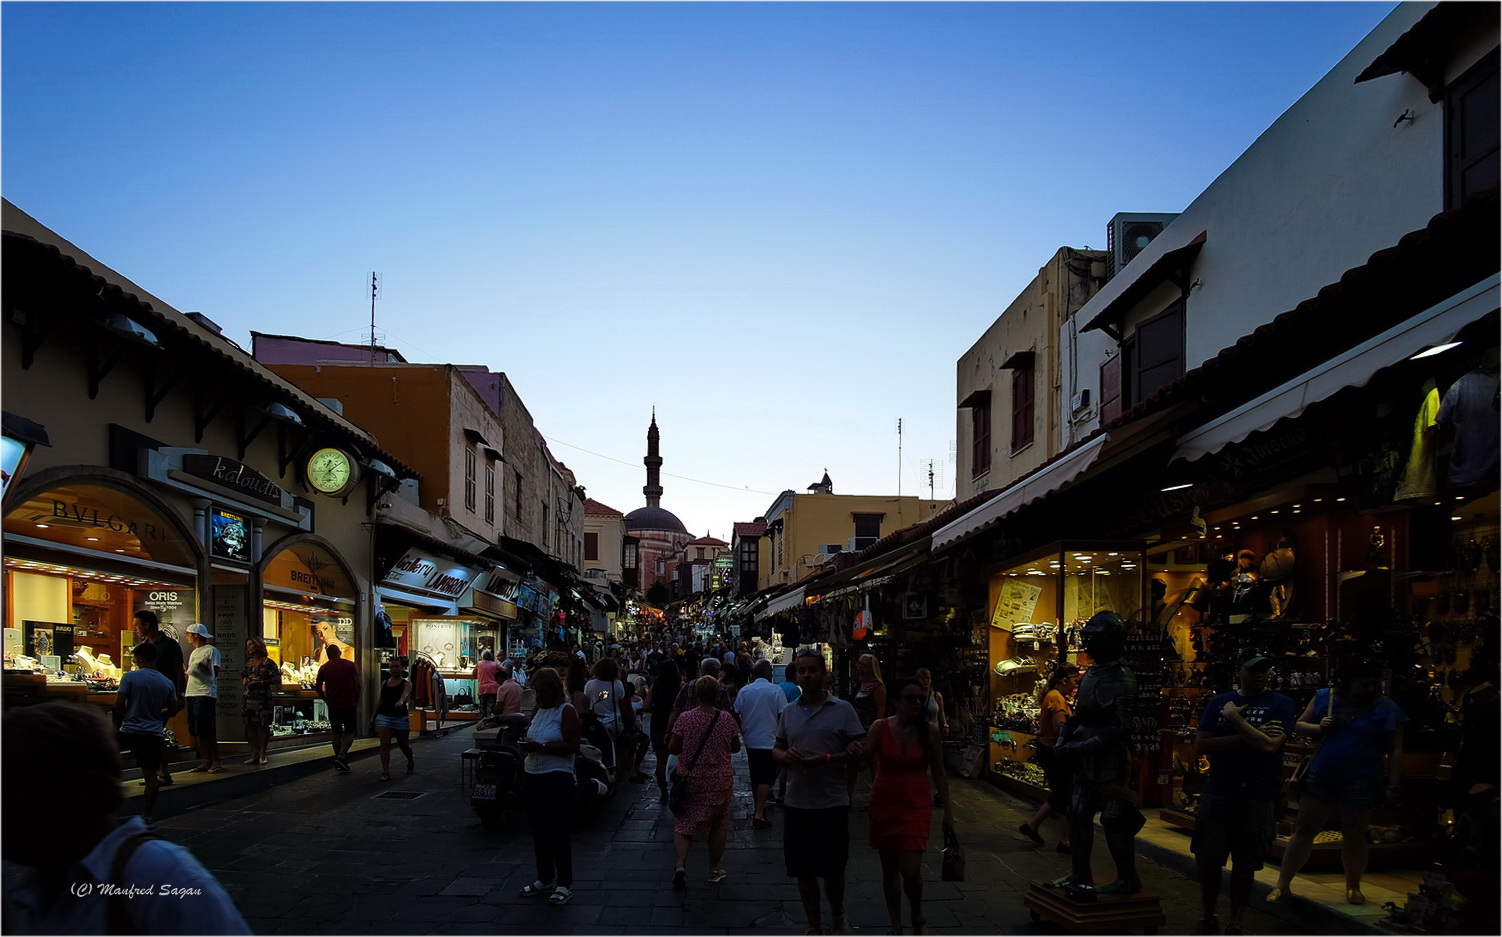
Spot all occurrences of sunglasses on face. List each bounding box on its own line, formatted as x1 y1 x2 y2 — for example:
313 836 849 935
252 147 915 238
899 694 925 703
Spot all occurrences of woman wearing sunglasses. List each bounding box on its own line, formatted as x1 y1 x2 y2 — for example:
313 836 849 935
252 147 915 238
863 676 953 934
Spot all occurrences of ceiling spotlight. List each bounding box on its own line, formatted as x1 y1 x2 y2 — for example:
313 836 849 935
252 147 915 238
1409 341 1462 360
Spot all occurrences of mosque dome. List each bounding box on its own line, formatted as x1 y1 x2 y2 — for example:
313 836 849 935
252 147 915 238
624 505 688 534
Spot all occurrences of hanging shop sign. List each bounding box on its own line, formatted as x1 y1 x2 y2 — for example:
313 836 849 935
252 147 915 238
381 548 480 600
210 507 253 562
181 455 286 506
1 412 49 506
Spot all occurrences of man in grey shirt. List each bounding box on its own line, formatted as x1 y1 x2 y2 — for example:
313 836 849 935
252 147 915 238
774 649 866 936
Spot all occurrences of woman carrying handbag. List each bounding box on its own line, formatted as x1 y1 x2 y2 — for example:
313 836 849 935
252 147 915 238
666 675 741 889
863 677 954 934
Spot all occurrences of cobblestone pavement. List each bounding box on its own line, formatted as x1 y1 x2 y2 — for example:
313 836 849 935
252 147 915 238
153 726 1359 935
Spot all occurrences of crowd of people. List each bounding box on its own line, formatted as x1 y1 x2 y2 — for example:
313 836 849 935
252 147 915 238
509 623 956 936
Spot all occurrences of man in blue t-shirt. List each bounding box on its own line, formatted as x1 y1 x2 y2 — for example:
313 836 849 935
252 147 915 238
114 642 180 823
1193 647 1296 935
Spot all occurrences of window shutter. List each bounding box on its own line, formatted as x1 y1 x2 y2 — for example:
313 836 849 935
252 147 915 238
1100 355 1123 425
1447 52 1500 210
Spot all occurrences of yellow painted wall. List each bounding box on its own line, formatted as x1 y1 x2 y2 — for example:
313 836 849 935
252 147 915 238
765 494 947 586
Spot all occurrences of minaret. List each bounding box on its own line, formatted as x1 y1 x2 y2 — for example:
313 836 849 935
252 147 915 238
643 409 664 508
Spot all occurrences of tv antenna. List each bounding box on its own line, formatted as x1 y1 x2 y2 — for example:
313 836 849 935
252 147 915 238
368 272 381 364
896 418 903 497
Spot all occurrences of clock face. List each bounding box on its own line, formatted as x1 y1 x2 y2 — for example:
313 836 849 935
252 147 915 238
306 447 355 495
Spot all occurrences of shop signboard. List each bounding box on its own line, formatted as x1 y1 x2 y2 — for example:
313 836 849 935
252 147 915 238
1 434 31 504
136 589 195 627
181 455 286 507
21 620 66 661
382 548 479 600
213 584 248 728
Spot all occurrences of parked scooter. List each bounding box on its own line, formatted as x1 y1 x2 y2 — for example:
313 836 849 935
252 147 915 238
470 713 529 830
574 709 618 805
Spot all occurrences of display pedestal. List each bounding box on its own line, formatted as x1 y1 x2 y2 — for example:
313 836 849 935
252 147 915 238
1022 880 1165 935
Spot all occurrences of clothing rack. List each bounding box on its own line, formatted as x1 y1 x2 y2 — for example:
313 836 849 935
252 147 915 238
410 651 449 730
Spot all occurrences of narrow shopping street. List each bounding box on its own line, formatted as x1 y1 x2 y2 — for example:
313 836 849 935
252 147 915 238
147 726 1353 936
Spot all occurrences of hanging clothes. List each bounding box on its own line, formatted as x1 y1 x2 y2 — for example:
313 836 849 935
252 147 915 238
1437 366 1501 488
1394 381 1441 502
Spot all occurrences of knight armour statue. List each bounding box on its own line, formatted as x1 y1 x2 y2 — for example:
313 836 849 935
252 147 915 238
1052 610 1145 896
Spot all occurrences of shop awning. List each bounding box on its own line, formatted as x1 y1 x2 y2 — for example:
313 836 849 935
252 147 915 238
817 546 931 600
755 587 806 622
931 434 1109 550
1174 274 1500 463
377 585 459 616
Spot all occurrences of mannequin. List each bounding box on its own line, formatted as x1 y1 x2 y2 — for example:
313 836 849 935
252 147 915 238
73 646 100 675
1053 611 1144 896
96 654 120 680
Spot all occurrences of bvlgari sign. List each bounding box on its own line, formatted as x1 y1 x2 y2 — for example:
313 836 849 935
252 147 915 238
182 455 284 506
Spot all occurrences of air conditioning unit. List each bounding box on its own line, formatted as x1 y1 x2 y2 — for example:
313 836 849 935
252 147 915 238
1107 213 1179 279
1071 389 1092 412
848 536 877 552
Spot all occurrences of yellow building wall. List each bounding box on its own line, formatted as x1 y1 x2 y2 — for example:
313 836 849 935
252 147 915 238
769 494 946 586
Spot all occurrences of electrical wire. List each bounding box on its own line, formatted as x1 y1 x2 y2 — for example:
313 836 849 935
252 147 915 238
543 437 781 496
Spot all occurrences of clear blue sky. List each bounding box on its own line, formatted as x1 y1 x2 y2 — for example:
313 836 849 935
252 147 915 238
3 1 1396 542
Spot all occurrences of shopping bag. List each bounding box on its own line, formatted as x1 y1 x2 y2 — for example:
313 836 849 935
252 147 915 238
940 826 965 882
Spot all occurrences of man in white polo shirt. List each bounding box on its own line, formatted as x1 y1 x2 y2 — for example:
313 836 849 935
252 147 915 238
734 659 788 828
183 623 222 774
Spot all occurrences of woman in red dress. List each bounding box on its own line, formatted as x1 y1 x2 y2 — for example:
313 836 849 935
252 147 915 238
865 676 953 934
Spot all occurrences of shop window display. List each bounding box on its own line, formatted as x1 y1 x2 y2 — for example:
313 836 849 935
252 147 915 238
407 617 502 715
4 484 198 691
983 542 1145 798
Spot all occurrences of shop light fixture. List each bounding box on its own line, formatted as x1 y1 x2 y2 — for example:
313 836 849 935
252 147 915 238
1451 515 1464 521
1251 515 1260 520
1313 498 1324 503
1336 497 1346 502
1409 342 1463 360
260 402 304 426
34 523 49 529
1270 510 1280 514
85 537 100 541
1161 483 1192 492
100 312 162 349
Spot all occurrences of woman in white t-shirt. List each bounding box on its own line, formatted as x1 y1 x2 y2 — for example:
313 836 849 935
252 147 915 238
583 658 634 768
518 667 580 906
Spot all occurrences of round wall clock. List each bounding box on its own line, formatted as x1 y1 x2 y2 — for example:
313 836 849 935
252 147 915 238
306 447 358 496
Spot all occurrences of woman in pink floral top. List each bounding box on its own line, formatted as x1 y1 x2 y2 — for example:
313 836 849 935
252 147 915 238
241 637 282 765
667 675 742 888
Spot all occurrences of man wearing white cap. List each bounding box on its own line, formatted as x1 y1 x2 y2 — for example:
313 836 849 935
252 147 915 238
184 624 223 773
